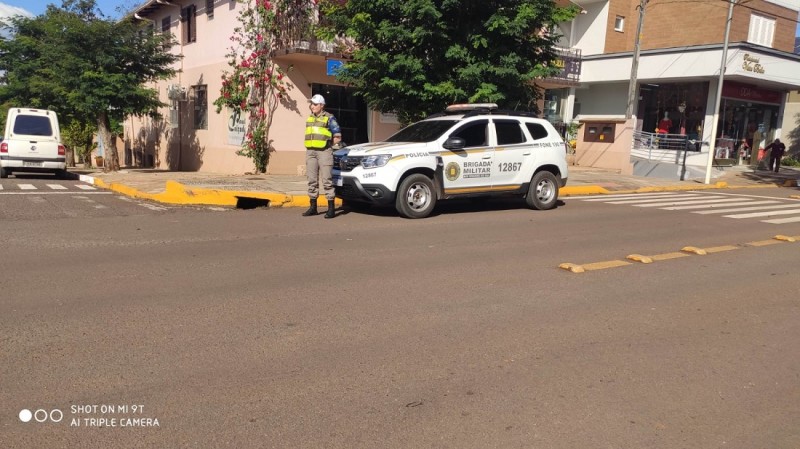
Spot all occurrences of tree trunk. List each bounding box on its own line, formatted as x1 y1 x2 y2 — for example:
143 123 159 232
97 111 119 171
65 146 76 168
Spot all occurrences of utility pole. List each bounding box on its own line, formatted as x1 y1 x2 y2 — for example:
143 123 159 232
625 0 649 119
704 0 736 184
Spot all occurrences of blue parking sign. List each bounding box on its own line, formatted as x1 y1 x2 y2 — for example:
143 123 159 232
326 59 343 76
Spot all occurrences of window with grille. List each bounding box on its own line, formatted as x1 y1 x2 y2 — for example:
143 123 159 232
748 14 775 47
181 5 197 44
161 16 170 33
192 85 208 130
206 0 214 18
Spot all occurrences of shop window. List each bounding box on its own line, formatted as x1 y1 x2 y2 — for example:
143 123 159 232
181 5 197 44
192 85 208 130
748 14 775 47
494 120 525 145
614 16 624 32
584 123 615 143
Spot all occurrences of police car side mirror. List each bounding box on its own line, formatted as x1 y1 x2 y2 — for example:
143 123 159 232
443 137 466 150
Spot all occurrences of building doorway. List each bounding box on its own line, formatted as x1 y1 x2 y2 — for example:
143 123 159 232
311 84 369 145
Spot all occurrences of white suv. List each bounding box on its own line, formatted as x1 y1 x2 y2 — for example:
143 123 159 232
0 108 67 178
333 104 569 218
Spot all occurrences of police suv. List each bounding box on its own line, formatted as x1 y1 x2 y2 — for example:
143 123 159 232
332 103 569 218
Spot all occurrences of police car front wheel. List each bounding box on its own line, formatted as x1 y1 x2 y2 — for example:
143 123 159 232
396 174 437 219
526 171 559 210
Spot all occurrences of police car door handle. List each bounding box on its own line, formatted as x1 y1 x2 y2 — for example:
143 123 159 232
482 155 491 159
523 152 531 155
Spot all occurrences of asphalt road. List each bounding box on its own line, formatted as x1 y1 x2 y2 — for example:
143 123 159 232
2 186 799 448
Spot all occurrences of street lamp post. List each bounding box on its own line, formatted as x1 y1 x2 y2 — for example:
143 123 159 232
704 0 736 185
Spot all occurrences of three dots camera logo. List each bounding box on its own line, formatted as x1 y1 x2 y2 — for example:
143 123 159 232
445 162 461 181
19 408 63 423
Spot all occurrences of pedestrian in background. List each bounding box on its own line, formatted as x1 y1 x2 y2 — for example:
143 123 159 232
302 94 341 219
765 138 786 173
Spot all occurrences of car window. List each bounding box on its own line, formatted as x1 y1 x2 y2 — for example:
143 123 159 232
525 123 550 140
450 120 488 148
13 115 53 136
495 119 526 145
386 119 458 142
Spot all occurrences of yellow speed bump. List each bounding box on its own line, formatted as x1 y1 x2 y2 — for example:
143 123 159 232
681 246 707 255
774 235 797 242
703 245 740 254
559 263 585 273
746 239 782 247
626 254 653 264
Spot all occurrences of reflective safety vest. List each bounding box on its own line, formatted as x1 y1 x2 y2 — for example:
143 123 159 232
305 114 332 149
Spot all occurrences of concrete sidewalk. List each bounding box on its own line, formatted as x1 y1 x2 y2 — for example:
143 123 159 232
69 164 800 208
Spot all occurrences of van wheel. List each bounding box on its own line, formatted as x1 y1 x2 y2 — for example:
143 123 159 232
396 174 436 219
0 167 9 179
525 171 559 210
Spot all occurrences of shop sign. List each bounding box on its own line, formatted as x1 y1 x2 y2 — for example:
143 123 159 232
742 53 765 74
721 80 782 104
227 109 247 146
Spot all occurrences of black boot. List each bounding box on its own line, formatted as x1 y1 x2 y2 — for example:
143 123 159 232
324 200 336 219
302 198 318 216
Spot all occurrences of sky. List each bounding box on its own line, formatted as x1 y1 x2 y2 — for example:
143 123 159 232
1 0 799 37
0 0 139 19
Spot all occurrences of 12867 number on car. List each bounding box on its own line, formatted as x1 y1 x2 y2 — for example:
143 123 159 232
498 162 521 172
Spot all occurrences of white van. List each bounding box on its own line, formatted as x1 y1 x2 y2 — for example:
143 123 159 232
0 108 67 178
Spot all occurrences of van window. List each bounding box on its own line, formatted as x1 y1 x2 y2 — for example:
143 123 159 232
13 115 53 136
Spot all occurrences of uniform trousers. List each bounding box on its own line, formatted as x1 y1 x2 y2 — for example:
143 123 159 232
306 148 335 201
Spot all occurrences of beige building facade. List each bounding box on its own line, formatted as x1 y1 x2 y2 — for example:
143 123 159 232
128 0 400 175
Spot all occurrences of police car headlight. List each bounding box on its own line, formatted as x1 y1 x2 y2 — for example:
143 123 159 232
361 154 391 169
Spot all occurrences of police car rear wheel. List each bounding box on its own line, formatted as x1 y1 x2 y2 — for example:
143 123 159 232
526 171 559 210
396 174 436 219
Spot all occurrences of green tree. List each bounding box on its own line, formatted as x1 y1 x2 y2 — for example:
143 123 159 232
322 0 577 124
0 0 180 171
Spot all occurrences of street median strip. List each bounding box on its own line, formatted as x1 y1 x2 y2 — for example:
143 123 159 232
559 235 797 274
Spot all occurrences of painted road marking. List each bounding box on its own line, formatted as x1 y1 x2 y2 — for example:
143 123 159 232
18 184 36 190
0 191 111 195
583 192 800 224
580 192 678 201
76 184 97 190
665 200 780 210
46 184 67 190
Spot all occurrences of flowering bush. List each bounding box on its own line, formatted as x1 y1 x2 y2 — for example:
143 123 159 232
213 0 313 173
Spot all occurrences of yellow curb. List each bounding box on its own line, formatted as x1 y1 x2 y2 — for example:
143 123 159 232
561 181 732 197
681 246 707 255
560 186 610 196
626 254 653 264
783 179 798 187
790 195 800 199
93 179 342 208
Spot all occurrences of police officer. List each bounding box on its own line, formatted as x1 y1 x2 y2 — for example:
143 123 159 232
303 94 342 218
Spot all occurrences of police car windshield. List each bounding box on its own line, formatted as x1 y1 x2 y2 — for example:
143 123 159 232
386 120 458 143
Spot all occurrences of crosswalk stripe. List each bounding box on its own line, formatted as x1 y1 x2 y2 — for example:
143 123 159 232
18 184 36 190
763 216 800 224
580 192 678 201
634 198 752 208
693 203 800 214
46 184 67 190
0 184 3 190
76 184 97 190
723 208 800 219
662 200 780 210
606 194 708 204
